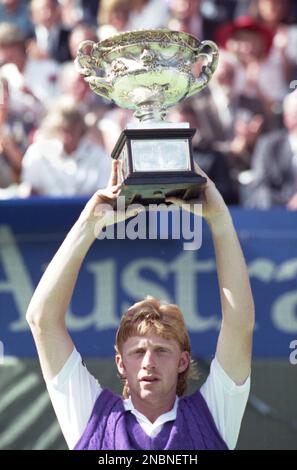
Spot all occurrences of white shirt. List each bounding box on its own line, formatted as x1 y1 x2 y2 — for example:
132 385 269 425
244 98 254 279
46 348 250 450
35 25 59 53
22 137 111 196
1 58 61 106
127 0 169 30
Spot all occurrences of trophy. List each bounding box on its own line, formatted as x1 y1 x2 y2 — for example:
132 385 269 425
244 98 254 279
75 29 219 205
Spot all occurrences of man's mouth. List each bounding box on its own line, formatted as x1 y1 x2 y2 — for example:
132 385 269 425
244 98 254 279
140 376 159 382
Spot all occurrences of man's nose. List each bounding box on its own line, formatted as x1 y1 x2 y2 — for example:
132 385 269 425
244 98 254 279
142 350 156 369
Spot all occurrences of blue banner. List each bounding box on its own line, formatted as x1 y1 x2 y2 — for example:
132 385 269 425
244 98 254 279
0 198 297 358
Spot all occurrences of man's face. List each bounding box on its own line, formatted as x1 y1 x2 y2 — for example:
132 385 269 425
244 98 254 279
59 122 84 155
229 30 266 62
258 0 288 24
31 0 60 29
116 333 189 407
170 0 201 20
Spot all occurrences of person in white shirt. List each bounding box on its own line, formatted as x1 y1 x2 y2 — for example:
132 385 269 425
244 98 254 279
22 98 111 196
0 22 61 107
26 161 255 449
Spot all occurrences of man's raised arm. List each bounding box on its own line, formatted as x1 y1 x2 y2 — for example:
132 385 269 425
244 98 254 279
26 162 123 380
167 168 255 385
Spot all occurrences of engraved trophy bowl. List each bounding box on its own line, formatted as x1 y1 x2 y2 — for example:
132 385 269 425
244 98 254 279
75 29 219 205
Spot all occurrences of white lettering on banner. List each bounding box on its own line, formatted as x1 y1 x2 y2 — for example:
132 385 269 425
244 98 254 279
121 252 220 331
0 226 34 332
121 258 169 314
275 259 297 281
170 251 219 331
248 259 276 281
289 340 297 365
248 258 297 333
248 258 297 283
67 260 118 330
272 292 297 333
1 224 297 335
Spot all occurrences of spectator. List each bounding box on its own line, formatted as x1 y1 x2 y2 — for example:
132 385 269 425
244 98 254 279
0 23 61 112
169 103 238 205
0 75 23 188
167 0 222 40
249 0 297 86
127 0 169 30
246 89 297 209
68 22 98 60
27 0 72 63
0 0 33 38
58 62 107 147
21 99 111 197
59 0 99 29
217 15 293 115
189 50 267 173
97 0 130 40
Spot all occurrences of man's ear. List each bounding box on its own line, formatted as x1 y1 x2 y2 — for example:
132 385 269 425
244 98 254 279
178 351 190 373
115 353 126 377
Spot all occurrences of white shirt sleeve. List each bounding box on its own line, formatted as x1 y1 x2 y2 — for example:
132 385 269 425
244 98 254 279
45 348 101 449
22 143 43 192
200 356 251 450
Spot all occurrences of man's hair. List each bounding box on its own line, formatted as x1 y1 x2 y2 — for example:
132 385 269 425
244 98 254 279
38 97 86 138
0 23 25 48
115 296 197 399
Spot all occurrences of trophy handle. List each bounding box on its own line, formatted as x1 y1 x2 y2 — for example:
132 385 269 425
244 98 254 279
187 40 219 98
75 40 113 100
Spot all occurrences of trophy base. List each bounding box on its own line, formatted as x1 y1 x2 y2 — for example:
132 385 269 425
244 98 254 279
117 172 207 207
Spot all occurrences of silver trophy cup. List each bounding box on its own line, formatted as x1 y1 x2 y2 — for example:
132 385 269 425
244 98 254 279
75 29 219 205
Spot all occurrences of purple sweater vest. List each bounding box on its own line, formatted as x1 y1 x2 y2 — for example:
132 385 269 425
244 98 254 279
74 389 228 450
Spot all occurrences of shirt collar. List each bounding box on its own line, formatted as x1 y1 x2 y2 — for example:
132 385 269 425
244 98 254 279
123 395 179 428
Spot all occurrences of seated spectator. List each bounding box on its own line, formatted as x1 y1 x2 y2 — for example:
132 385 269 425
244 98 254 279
127 0 169 30
59 0 99 29
167 0 224 40
190 50 267 172
58 62 107 147
0 0 33 38
97 0 130 40
68 23 98 61
0 23 61 114
98 107 134 155
248 0 297 87
216 16 290 117
169 103 239 205
21 99 111 196
27 0 71 63
246 89 297 209
0 75 23 188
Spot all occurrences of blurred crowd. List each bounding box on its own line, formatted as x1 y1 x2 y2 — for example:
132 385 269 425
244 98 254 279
0 0 297 209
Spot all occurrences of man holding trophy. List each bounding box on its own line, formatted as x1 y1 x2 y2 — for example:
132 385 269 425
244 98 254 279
26 29 254 450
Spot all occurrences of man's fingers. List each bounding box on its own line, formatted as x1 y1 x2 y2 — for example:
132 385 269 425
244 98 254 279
125 205 145 219
94 184 121 200
193 161 208 179
165 196 183 207
107 160 118 187
111 183 122 194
